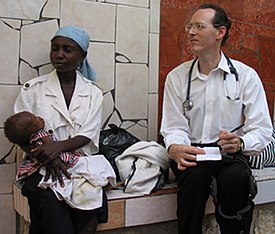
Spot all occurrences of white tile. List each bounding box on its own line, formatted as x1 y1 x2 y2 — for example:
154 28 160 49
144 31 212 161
21 20 58 67
125 193 177 226
22 20 35 25
102 91 115 128
121 121 147 140
61 0 116 42
150 0 160 33
2 19 21 29
0 85 21 126
0 195 16 234
0 163 16 194
0 21 19 84
39 64 54 77
19 61 39 84
116 5 149 63
116 64 148 119
106 0 149 8
149 33 159 93
90 42 115 92
42 0 60 18
0 0 46 20
148 94 158 141
0 130 17 164
106 111 122 128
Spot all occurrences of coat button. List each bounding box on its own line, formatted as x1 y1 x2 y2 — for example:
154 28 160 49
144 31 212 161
24 83 30 88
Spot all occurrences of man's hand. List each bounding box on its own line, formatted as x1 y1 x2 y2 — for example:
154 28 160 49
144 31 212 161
168 144 205 170
43 157 71 187
217 130 242 153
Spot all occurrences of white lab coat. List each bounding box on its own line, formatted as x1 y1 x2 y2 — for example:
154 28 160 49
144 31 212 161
14 70 116 210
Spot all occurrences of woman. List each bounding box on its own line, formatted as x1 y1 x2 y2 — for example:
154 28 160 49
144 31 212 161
14 25 113 234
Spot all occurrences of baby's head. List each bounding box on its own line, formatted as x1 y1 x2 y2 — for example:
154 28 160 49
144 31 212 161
4 111 45 147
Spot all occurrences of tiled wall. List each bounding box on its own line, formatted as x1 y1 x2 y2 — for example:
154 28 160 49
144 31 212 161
0 0 160 233
159 0 275 127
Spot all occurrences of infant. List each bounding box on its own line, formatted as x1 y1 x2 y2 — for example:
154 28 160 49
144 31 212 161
4 111 116 210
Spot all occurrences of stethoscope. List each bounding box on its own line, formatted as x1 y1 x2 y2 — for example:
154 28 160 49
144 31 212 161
183 55 240 111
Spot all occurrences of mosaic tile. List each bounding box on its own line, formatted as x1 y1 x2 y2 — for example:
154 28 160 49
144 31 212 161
0 0 161 232
2 19 21 29
116 5 149 63
61 0 116 42
0 0 46 20
148 94 158 141
116 63 148 119
0 85 21 125
90 42 115 92
150 0 160 33
107 111 123 128
106 0 149 8
21 20 58 67
19 60 39 84
0 21 19 84
42 0 60 18
102 91 115 128
39 64 54 77
149 33 159 93
121 121 148 140
0 131 17 164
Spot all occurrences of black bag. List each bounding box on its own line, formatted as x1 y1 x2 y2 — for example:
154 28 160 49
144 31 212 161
98 124 140 181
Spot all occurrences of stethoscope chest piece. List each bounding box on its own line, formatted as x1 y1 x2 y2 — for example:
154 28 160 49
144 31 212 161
183 99 193 111
183 55 239 112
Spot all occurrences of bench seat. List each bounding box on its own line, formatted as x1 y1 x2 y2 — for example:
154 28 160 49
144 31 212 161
13 167 275 232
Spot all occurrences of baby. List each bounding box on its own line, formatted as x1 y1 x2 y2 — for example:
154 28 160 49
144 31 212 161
4 111 116 210
4 111 81 180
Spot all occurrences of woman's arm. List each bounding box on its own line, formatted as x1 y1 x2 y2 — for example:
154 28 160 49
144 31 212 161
32 135 90 165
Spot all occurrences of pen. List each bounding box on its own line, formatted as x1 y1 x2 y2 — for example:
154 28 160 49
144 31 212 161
214 124 244 145
230 124 244 133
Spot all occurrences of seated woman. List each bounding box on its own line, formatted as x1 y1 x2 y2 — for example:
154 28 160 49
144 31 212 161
4 111 116 210
13 25 112 234
249 128 275 169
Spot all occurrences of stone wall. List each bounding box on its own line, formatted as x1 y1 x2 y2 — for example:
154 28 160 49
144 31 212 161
0 1 160 233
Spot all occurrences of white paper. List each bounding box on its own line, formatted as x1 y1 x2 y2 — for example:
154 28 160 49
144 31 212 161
196 147 222 161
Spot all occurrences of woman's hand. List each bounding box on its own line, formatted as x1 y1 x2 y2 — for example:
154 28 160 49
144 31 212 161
30 141 63 165
43 157 71 187
168 144 204 170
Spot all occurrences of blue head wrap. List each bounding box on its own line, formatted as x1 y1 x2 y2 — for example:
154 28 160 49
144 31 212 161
52 25 96 81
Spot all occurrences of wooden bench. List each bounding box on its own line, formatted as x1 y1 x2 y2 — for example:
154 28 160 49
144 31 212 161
13 167 275 232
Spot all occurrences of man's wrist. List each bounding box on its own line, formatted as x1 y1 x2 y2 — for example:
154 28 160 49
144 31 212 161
239 137 245 152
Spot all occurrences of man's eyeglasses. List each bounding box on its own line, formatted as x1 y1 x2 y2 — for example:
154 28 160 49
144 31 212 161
185 23 221 32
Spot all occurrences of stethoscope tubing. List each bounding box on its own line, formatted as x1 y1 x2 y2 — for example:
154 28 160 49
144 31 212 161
183 55 239 111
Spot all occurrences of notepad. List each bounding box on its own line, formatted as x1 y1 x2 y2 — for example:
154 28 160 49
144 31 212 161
196 147 222 161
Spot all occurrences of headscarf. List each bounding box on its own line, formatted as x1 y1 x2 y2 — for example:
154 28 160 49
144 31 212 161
52 25 96 81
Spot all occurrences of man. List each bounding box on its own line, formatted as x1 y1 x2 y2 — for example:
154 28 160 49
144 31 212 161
160 3 272 234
